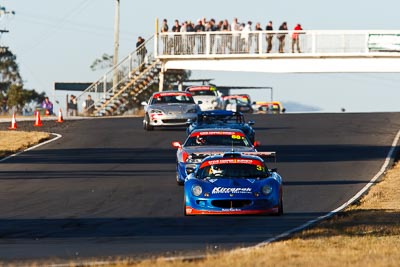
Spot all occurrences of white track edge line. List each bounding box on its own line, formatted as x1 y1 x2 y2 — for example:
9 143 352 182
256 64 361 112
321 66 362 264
0 133 62 163
254 127 400 247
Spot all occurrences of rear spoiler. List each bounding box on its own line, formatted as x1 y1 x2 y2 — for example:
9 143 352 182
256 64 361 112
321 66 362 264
189 151 277 162
240 151 276 161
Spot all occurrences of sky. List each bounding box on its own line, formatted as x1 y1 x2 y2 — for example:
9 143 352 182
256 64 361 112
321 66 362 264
1 0 400 113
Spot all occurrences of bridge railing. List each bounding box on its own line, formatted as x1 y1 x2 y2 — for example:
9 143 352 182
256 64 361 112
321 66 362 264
157 30 400 57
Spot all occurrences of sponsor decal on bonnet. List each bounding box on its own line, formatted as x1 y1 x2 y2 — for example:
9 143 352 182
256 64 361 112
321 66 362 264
212 187 252 194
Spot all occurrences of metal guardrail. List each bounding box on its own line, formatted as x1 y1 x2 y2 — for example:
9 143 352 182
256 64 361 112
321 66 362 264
157 30 400 57
75 35 155 116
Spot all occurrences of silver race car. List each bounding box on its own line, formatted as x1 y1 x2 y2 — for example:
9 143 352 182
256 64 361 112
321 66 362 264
142 91 200 131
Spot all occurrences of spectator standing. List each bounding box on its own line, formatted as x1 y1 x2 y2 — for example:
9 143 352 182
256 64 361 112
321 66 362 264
254 22 262 53
180 21 187 54
278 21 288 53
186 20 195 54
208 18 218 54
41 97 53 115
172 19 181 54
136 36 147 69
292 23 303 53
241 21 252 53
221 19 231 53
161 19 169 54
68 94 78 116
83 95 95 115
194 19 206 54
231 17 241 53
265 21 274 53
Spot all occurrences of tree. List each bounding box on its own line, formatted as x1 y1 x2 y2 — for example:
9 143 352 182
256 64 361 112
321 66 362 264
90 53 114 71
0 47 46 114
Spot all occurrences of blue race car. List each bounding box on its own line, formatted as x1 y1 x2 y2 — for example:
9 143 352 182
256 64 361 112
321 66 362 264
172 128 260 185
186 110 256 143
184 152 283 215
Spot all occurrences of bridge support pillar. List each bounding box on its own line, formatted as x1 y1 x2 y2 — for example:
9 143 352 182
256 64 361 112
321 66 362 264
158 67 165 92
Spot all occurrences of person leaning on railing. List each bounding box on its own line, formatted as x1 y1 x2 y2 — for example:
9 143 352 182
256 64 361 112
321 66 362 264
291 23 303 53
161 18 169 54
278 21 288 53
136 36 147 70
265 20 274 53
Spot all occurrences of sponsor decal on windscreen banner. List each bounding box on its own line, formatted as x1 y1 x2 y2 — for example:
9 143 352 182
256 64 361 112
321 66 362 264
368 34 400 52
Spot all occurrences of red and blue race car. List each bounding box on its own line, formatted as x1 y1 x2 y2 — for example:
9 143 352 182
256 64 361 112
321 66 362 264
184 151 283 215
172 128 260 185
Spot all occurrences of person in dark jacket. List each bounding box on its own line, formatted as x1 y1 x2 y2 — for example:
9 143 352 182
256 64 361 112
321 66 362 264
278 21 288 53
136 36 147 69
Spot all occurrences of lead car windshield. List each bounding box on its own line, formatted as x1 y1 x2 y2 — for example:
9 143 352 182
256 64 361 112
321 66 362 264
197 163 269 179
184 134 251 147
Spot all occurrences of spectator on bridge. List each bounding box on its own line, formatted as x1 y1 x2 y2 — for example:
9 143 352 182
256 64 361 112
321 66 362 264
240 21 252 53
195 19 206 54
186 20 195 54
231 18 241 53
172 19 181 55
254 22 262 53
161 18 169 55
278 21 288 53
265 21 274 53
292 23 303 53
221 19 232 53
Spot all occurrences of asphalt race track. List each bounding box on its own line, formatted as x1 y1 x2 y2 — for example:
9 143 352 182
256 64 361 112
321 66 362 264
0 112 399 262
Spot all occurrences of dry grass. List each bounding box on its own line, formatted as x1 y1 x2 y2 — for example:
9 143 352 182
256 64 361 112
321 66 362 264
0 131 51 158
118 161 400 267
1 130 399 267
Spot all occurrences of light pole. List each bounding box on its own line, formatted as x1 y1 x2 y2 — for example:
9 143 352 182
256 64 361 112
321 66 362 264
112 0 120 93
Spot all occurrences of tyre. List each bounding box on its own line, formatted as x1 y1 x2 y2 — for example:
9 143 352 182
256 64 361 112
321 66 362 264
143 114 154 131
183 196 188 216
176 173 184 186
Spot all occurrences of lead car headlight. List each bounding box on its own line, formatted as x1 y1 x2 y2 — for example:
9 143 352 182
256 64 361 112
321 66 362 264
191 185 203 196
261 185 273 195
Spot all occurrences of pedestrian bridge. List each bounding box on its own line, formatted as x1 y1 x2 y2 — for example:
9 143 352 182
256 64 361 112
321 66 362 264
75 29 400 116
155 30 400 73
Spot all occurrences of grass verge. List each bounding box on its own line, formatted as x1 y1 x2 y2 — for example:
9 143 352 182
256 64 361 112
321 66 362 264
0 131 51 158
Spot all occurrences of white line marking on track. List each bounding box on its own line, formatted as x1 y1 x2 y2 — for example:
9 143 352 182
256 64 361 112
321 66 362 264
0 133 62 163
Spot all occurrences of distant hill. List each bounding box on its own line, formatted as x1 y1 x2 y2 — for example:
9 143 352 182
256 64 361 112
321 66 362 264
282 101 322 113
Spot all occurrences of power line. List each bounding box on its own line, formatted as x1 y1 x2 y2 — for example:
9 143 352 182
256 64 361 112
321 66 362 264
19 0 94 54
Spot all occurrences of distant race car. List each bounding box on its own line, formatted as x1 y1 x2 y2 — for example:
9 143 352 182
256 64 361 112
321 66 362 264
252 101 286 114
172 128 259 185
186 110 256 143
186 85 223 111
142 91 200 131
221 94 253 113
184 151 283 215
